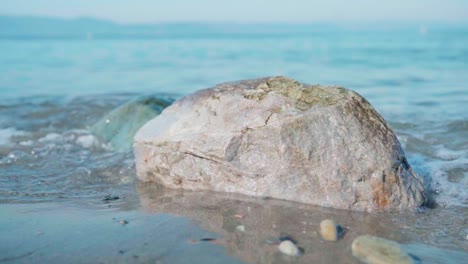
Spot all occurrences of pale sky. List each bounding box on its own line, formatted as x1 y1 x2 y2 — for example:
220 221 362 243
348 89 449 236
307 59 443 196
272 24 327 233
1 0 468 23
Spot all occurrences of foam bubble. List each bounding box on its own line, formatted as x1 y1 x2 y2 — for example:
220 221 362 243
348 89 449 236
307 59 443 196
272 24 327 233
38 133 63 143
76 134 99 148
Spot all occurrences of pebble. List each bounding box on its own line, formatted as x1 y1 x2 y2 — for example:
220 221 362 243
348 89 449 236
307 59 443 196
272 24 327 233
319 219 342 241
200 238 216 242
278 240 300 256
236 225 246 232
119 220 128 225
351 235 414 264
103 195 120 201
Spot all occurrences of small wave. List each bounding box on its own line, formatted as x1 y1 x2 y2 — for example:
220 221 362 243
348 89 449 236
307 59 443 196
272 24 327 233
447 120 468 131
0 93 169 202
0 128 135 202
426 158 468 208
408 142 468 207
433 145 465 161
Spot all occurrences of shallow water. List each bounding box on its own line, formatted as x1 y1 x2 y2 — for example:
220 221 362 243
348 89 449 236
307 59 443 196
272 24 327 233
0 23 467 263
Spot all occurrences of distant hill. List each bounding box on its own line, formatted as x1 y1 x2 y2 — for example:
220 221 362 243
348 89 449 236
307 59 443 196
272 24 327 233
0 16 121 38
1 15 463 39
0 15 348 39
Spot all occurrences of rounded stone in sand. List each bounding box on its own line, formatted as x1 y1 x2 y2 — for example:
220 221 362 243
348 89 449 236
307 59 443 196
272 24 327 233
319 219 339 241
278 240 299 256
351 235 413 264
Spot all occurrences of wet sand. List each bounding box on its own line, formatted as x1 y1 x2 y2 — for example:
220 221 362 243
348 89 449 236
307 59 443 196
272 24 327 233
1 183 467 264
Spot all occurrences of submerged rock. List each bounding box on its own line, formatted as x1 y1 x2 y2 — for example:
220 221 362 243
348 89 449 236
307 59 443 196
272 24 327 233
134 76 426 211
236 225 246 232
91 95 174 151
352 235 413 264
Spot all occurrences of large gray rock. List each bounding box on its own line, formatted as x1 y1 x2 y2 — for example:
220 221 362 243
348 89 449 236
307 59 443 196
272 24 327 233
134 76 426 211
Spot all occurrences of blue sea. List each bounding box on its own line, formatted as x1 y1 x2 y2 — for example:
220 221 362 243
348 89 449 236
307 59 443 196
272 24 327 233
0 18 467 263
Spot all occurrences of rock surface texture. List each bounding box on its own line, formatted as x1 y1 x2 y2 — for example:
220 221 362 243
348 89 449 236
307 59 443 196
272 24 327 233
134 76 426 211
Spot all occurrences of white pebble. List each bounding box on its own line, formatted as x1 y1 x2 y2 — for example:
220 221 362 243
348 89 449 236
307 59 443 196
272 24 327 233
236 225 245 232
278 240 299 256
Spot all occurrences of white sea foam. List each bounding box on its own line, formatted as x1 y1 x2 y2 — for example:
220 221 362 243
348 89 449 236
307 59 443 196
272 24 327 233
0 127 26 146
433 145 464 161
19 140 34 146
76 134 100 148
426 157 468 207
36 130 105 149
38 133 62 143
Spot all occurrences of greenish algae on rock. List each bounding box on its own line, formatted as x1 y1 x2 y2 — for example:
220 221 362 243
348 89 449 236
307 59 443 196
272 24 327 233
245 76 348 110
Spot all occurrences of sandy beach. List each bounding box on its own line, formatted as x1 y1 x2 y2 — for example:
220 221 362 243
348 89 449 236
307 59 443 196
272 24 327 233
1 182 466 263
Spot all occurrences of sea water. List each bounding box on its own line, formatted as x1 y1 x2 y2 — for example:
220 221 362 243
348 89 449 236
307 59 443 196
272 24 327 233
0 22 467 263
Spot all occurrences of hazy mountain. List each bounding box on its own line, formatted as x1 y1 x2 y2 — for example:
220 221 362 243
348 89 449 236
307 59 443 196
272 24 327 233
1 15 463 39
0 16 121 38
0 15 352 39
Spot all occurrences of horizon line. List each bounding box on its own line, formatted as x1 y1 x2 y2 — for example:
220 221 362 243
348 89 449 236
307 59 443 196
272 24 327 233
2 14 468 26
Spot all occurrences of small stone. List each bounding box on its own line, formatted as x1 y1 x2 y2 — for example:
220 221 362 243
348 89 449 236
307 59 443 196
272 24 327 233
278 240 299 256
119 220 128 225
236 225 246 232
103 195 119 201
200 238 216 242
352 235 414 264
319 219 341 241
